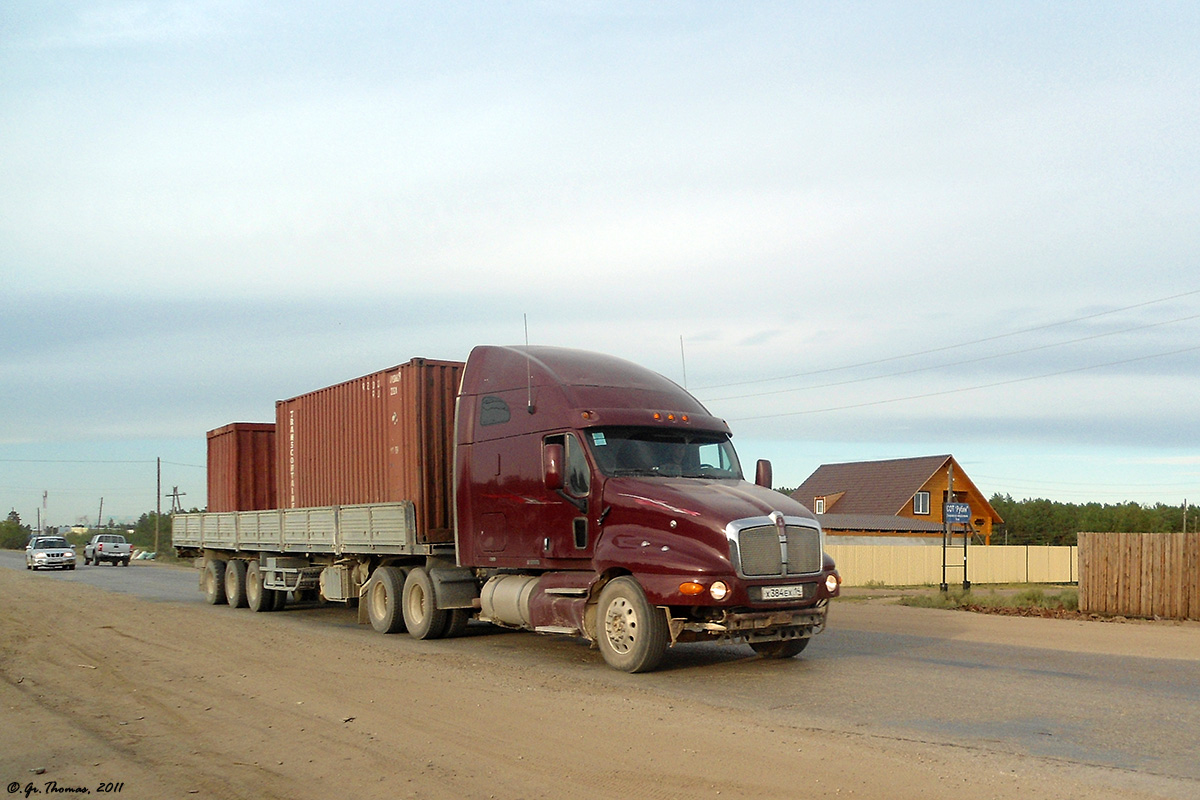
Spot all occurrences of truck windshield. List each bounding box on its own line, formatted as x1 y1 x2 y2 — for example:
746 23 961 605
584 427 742 479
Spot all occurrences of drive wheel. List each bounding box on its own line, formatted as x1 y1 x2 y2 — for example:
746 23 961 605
596 577 669 673
442 608 470 639
224 559 248 608
366 566 408 634
246 561 278 612
750 638 809 659
203 559 227 605
403 567 448 640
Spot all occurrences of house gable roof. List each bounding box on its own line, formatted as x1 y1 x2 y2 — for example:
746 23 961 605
791 454 953 516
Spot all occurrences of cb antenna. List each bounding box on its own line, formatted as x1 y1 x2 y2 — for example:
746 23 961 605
524 313 535 414
680 335 688 389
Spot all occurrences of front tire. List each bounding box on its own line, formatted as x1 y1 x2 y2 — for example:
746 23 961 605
403 567 449 640
596 577 669 673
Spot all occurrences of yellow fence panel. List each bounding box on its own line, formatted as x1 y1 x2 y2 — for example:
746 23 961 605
827 544 1079 587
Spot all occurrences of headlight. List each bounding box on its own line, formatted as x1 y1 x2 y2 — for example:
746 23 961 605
709 581 729 601
825 574 840 593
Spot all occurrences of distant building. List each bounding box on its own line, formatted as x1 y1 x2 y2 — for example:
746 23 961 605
790 454 1003 545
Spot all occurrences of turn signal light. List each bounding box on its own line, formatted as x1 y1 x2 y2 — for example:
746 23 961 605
679 581 705 596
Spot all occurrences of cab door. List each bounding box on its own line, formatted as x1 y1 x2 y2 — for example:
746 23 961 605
541 432 595 561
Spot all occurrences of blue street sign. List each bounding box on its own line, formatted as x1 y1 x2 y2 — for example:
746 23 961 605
944 502 971 524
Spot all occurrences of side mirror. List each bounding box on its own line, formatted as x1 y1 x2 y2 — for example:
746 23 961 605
755 459 773 489
544 443 565 491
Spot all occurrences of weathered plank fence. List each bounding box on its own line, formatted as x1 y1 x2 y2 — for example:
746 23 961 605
1078 532 1200 621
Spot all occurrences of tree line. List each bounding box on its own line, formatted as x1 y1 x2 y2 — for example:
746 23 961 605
988 495 1195 546
0 510 180 552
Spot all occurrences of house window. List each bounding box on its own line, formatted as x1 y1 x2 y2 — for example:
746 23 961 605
914 491 930 515
815 498 826 514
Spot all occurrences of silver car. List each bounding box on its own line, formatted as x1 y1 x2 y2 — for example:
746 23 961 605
26 536 77 571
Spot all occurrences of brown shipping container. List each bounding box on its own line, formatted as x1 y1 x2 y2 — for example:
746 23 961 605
207 423 277 512
275 358 464 543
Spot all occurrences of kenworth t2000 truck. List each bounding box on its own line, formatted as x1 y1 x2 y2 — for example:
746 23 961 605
174 346 840 672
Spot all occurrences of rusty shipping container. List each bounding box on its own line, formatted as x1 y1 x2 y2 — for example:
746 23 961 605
207 423 277 512
275 358 464 543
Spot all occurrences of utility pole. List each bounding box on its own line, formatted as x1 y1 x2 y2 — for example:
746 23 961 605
97 498 104 530
155 458 161 557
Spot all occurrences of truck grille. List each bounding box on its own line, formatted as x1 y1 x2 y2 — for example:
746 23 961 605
735 525 822 577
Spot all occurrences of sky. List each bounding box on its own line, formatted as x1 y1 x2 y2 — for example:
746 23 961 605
3 1 1199 527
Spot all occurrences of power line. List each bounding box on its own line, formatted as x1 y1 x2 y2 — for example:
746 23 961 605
731 343 1200 421
698 287 1200 391
0 458 157 464
705 310 1200 403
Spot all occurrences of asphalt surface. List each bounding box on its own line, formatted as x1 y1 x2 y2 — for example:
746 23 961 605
3 549 1197 795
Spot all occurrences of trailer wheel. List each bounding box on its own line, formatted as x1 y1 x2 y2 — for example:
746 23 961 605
203 559 228 605
596 577 669 673
245 561 277 612
224 559 248 608
366 566 408 634
749 638 809 659
403 567 449 640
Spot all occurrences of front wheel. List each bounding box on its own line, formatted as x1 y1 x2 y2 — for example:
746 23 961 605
596 577 669 673
749 638 809 659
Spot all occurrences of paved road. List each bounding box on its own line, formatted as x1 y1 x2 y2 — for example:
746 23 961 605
1 549 199 603
4 549 1197 796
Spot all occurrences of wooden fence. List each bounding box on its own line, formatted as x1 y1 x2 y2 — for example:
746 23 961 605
826 544 1077 587
1078 532 1200 621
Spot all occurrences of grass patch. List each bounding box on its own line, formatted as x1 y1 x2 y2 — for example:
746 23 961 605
899 585 1079 614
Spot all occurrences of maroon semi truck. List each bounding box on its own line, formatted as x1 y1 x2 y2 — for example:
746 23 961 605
175 345 840 672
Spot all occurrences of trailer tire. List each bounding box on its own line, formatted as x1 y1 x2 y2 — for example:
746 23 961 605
366 566 408 634
224 559 248 608
403 567 449 640
596 577 669 673
246 561 279 612
749 638 809 659
203 559 228 605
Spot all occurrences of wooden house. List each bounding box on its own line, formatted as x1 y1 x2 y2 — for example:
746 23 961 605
790 454 1003 545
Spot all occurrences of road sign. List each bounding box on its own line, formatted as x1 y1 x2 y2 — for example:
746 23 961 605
944 502 971 524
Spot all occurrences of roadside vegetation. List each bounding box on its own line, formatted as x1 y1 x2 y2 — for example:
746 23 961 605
1 509 179 557
987 495 1192 545
897 585 1080 616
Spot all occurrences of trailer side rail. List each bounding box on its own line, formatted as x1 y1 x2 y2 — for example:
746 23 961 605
173 502 420 556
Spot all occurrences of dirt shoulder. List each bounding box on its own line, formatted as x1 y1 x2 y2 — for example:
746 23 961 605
1 569 1194 800
836 588 1200 661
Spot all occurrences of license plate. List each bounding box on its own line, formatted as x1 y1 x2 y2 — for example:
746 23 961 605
761 585 806 601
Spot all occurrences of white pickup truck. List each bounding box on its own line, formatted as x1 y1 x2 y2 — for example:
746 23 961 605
85 534 132 566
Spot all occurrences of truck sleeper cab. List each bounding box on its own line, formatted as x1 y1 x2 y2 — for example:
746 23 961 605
454 345 840 672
